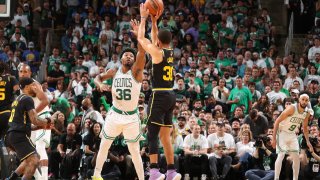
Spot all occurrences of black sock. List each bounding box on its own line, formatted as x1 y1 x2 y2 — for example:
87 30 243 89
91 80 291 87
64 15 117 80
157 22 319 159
8 171 18 180
150 163 159 169
167 164 175 170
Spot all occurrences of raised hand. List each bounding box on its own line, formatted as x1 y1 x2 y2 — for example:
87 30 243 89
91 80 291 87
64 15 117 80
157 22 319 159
140 3 149 18
130 19 140 37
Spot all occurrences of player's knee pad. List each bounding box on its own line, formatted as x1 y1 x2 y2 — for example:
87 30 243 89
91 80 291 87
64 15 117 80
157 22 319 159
147 123 160 155
36 140 48 160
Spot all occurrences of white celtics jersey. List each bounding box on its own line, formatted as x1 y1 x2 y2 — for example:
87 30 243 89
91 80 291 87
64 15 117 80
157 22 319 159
112 68 141 112
279 104 307 133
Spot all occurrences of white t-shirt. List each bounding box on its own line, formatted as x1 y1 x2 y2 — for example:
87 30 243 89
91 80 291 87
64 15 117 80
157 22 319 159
212 86 229 103
236 141 255 156
283 76 304 91
207 133 235 149
183 134 209 151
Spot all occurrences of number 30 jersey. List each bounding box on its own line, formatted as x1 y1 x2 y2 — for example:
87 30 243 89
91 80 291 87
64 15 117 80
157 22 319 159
151 48 174 89
112 68 141 112
279 103 307 133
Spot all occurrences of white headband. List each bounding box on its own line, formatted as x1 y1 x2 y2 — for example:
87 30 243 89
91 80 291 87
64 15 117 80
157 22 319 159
299 94 309 99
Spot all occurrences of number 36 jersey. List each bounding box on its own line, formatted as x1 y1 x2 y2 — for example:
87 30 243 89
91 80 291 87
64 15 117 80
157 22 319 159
151 48 174 89
279 103 307 133
112 69 141 112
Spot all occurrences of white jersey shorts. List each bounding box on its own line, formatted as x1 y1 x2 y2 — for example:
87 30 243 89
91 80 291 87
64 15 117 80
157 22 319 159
101 106 141 143
276 130 299 153
30 112 51 148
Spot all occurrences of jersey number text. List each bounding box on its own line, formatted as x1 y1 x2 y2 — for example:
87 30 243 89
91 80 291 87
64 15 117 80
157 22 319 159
116 89 131 100
163 66 173 81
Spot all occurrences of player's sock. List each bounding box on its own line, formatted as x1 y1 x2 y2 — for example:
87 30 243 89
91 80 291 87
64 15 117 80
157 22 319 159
93 138 113 177
41 166 48 180
128 142 144 180
33 168 41 179
274 152 285 179
289 152 300 180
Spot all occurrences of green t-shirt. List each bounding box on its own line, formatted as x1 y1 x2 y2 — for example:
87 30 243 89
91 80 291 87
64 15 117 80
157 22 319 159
280 88 290 96
202 83 213 97
228 87 253 114
60 61 72 84
84 35 98 45
219 27 233 47
47 55 61 72
313 104 320 119
51 97 73 123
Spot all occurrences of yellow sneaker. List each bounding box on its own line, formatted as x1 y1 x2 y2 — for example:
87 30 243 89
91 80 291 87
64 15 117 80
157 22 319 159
91 176 103 180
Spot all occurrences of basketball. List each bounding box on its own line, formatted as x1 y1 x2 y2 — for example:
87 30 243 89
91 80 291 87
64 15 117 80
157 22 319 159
145 0 164 16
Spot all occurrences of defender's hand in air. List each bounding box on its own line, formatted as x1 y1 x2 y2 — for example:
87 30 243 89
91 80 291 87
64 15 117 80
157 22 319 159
130 19 140 37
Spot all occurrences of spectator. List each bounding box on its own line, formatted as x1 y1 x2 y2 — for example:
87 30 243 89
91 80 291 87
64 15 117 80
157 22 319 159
22 41 40 74
74 74 93 103
183 124 209 180
50 123 82 179
82 122 102 178
212 78 230 104
34 0 55 53
47 60 65 88
227 77 252 114
243 109 269 138
207 121 235 179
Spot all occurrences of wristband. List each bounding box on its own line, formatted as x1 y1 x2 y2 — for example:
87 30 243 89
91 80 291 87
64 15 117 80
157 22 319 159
141 16 148 19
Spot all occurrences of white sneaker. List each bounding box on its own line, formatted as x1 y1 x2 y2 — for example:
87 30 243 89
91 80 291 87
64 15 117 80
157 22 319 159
184 173 190 180
201 174 207 180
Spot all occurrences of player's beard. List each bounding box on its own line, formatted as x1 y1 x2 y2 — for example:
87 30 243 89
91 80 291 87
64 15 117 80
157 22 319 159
124 62 133 69
300 103 307 109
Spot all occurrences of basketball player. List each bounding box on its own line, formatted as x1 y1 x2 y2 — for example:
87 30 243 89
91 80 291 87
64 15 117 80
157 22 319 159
5 77 54 180
92 19 145 180
272 94 314 180
138 4 181 180
18 63 51 180
0 62 19 139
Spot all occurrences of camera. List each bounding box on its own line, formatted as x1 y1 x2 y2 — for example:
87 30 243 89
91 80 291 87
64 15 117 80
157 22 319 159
254 135 271 147
301 136 318 149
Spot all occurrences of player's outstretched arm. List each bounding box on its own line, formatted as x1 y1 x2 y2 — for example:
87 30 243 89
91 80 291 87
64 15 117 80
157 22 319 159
150 12 161 45
272 105 295 148
94 68 116 92
130 19 146 82
138 3 162 64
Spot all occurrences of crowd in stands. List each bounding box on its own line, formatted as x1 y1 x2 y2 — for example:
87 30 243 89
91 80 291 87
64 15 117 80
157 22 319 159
2 0 320 180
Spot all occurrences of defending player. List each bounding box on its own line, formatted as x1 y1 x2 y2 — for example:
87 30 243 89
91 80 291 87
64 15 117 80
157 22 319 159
0 62 19 139
137 3 181 180
5 77 54 180
92 19 145 180
18 63 50 180
272 94 314 180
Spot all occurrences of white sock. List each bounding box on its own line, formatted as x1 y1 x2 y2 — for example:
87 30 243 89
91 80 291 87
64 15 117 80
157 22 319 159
34 168 41 179
274 152 285 179
127 142 144 180
93 139 113 177
41 166 48 180
289 152 300 180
